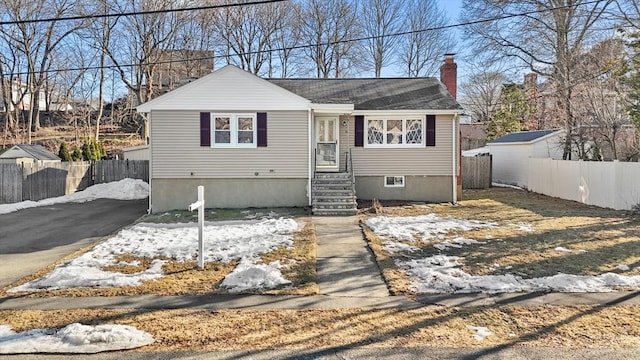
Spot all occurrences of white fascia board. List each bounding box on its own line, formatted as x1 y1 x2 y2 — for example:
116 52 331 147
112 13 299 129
310 103 354 113
137 65 311 113
488 141 531 146
352 109 464 116
488 130 565 146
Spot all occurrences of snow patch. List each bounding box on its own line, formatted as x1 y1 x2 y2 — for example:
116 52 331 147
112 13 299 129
467 325 493 341
398 255 640 293
617 264 630 272
10 218 299 292
554 246 572 253
492 182 525 190
0 178 149 215
383 241 420 254
366 215 496 242
221 259 291 293
0 323 153 354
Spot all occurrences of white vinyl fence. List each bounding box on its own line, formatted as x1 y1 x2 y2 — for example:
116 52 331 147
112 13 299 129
528 158 640 210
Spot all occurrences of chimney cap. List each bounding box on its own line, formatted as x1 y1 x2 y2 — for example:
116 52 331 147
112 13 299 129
444 53 456 57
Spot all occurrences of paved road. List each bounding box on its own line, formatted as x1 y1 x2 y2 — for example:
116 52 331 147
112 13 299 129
6 347 640 359
0 198 148 288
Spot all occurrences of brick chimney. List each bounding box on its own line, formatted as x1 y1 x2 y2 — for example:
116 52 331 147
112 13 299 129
524 72 538 88
440 54 457 100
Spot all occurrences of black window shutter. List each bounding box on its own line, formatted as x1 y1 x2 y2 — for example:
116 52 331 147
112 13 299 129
354 115 364 147
426 115 436 147
257 112 267 147
200 112 211 147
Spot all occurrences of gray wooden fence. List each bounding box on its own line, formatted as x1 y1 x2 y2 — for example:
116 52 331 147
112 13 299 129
95 159 149 184
462 156 492 189
0 163 21 203
0 160 149 204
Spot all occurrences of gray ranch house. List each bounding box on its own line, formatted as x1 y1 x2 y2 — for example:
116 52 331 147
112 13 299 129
136 59 463 215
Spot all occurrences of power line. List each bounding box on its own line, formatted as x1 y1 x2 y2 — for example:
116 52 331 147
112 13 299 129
0 0 288 26
3 0 613 78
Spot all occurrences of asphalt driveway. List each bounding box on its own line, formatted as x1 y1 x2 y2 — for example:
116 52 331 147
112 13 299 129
0 198 148 288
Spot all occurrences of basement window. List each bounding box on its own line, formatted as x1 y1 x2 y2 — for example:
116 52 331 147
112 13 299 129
384 176 405 188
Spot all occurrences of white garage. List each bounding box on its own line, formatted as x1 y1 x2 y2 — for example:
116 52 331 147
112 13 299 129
487 129 564 188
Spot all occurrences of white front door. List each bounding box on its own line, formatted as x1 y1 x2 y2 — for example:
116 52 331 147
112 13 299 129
315 117 339 171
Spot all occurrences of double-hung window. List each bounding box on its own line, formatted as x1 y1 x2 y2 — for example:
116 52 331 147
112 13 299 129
366 117 424 147
212 114 256 148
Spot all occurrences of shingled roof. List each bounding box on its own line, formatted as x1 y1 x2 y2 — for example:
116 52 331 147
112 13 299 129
489 129 562 144
267 78 461 111
0 144 60 160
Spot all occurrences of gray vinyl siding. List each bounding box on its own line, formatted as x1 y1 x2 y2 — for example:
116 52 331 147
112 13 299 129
338 114 455 176
151 110 308 178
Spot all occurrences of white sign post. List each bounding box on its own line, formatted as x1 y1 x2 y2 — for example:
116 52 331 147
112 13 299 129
188 185 205 270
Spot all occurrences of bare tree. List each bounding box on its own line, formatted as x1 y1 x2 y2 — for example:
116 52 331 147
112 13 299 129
0 0 84 143
361 0 405 77
398 0 455 77
460 69 507 123
461 0 615 159
300 0 361 78
104 0 185 106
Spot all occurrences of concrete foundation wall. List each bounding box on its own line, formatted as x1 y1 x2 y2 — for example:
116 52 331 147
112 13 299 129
355 175 453 202
151 178 308 212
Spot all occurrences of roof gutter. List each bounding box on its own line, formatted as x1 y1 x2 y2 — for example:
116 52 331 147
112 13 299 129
352 109 464 116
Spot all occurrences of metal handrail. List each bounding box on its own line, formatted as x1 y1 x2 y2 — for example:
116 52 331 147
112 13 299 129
347 148 355 194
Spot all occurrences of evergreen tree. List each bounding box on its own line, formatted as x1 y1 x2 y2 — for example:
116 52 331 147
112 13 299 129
58 142 71 161
487 84 535 140
81 137 107 161
71 145 83 161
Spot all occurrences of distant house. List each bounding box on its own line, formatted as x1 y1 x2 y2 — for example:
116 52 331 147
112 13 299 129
0 144 61 166
487 129 564 187
122 144 150 161
0 78 72 112
136 58 463 214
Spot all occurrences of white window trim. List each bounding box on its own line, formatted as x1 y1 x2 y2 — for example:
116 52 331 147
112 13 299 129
211 113 257 148
364 116 425 148
384 176 406 188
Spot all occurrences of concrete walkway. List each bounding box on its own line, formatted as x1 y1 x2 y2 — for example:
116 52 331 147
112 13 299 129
314 216 389 298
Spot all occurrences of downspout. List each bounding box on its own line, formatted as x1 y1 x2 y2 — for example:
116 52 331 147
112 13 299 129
452 113 458 203
307 108 312 206
147 111 152 214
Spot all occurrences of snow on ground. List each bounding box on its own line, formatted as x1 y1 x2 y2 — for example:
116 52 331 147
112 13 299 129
492 182 525 190
221 258 291 293
367 214 640 293
554 246 573 252
0 178 149 215
0 323 153 354
10 218 300 293
365 214 496 242
467 325 493 341
383 241 421 254
397 255 640 293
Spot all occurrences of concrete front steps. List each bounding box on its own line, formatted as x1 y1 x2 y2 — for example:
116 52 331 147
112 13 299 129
312 172 357 216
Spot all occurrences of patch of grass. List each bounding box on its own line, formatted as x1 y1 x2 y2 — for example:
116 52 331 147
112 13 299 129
2 305 640 350
260 219 318 295
361 188 640 295
141 207 310 224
